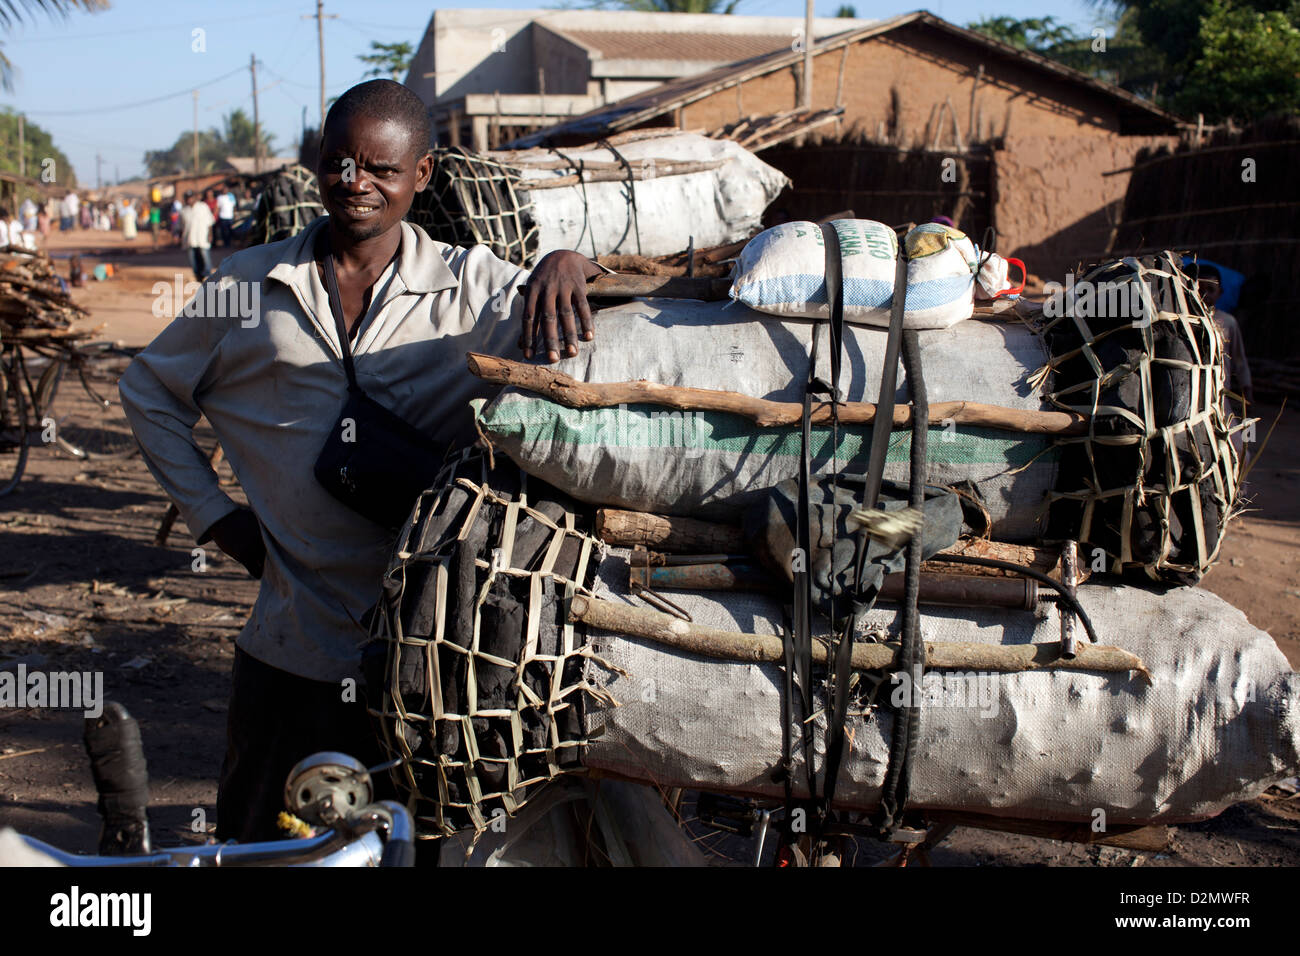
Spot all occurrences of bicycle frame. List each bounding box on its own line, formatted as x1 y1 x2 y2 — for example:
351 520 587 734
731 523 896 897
15 800 414 868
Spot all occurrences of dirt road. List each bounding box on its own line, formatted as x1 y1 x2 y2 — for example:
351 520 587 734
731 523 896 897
1 231 1296 865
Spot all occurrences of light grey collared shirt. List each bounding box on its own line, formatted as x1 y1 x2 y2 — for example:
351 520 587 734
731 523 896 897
120 217 530 682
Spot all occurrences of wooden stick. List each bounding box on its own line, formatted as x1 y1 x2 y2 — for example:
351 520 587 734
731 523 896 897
571 594 1152 684
517 159 725 190
585 274 731 300
596 509 744 553
928 811 1170 852
467 353 1089 435
596 510 1081 581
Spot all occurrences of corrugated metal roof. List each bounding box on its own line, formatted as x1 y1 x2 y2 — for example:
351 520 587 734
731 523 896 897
560 29 789 63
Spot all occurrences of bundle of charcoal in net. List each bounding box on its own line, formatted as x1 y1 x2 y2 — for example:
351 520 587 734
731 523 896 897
405 148 540 266
363 449 606 839
0 249 89 340
1033 251 1241 585
250 164 324 246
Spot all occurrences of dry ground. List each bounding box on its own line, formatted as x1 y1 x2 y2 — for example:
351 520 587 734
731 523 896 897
1 229 1297 865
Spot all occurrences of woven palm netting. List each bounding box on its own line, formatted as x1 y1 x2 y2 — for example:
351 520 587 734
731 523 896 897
1028 251 1246 586
362 450 612 840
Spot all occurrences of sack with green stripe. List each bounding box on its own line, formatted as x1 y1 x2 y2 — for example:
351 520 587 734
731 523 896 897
472 298 1058 542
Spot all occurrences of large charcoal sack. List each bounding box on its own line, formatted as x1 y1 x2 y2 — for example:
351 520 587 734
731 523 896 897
473 297 1058 541
517 135 788 262
581 547 1300 825
409 134 788 267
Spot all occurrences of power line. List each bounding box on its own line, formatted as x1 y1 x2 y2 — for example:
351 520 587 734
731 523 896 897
9 11 299 44
22 66 248 116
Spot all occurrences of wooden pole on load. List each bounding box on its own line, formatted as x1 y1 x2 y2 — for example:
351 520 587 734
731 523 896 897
569 594 1153 683
802 0 814 110
466 352 1091 435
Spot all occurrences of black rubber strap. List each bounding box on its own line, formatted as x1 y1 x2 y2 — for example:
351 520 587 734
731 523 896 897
822 229 911 812
861 235 908 512
820 222 856 820
876 329 928 834
318 231 361 395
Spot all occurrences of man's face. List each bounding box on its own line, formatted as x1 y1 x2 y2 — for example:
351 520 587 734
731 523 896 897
317 113 433 244
1198 279 1220 310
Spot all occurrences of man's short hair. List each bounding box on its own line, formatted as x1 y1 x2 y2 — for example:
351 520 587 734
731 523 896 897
323 79 432 160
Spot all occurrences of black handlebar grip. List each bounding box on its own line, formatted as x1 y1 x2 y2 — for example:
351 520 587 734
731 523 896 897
83 701 152 855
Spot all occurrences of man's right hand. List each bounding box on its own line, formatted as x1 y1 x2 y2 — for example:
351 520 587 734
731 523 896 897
206 507 267 579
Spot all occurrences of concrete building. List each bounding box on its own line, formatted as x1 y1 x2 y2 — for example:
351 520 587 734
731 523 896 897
404 8 874 150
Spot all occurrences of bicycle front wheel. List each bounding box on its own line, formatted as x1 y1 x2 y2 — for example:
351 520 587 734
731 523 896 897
45 350 139 461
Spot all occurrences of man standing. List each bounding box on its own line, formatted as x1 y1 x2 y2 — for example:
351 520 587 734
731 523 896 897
215 185 237 248
179 190 216 280
119 80 601 844
60 191 78 231
1194 264 1254 405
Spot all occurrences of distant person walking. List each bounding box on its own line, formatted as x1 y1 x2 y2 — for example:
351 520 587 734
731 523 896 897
215 186 236 247
19 198 37 233
121 199 138 241
179 189 215 280
149 186 164 249
60 191 79 231
1194 264 1254 405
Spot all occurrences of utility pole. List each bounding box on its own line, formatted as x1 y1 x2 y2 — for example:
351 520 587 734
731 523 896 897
802 0 814 109
96 153 103 191
193 89 200 173
16 114 23 177
303 1 337 130
250 53 262 173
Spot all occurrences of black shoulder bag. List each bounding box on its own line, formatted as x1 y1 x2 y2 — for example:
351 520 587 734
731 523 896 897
313 242 449 530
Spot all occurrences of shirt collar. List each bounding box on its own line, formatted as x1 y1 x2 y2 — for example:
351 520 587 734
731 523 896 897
266 217 459 296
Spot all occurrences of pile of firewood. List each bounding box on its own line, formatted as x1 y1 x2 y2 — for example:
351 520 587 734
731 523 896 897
0 248 90 342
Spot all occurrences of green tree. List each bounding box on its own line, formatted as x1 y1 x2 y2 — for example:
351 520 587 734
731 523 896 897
142 108 276 177
969 13 1165 99
835 5 857 17
1177 0 1300 119
220 108 275 158
0 107 75 185
1087 0 1300 111
967 15 1080 50
357 40 414 81
0 0 109 90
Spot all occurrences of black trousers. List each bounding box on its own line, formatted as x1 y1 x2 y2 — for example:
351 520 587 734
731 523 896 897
215 647 390 844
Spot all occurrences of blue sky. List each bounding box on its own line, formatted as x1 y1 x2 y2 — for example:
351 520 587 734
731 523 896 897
1 1 1114 185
